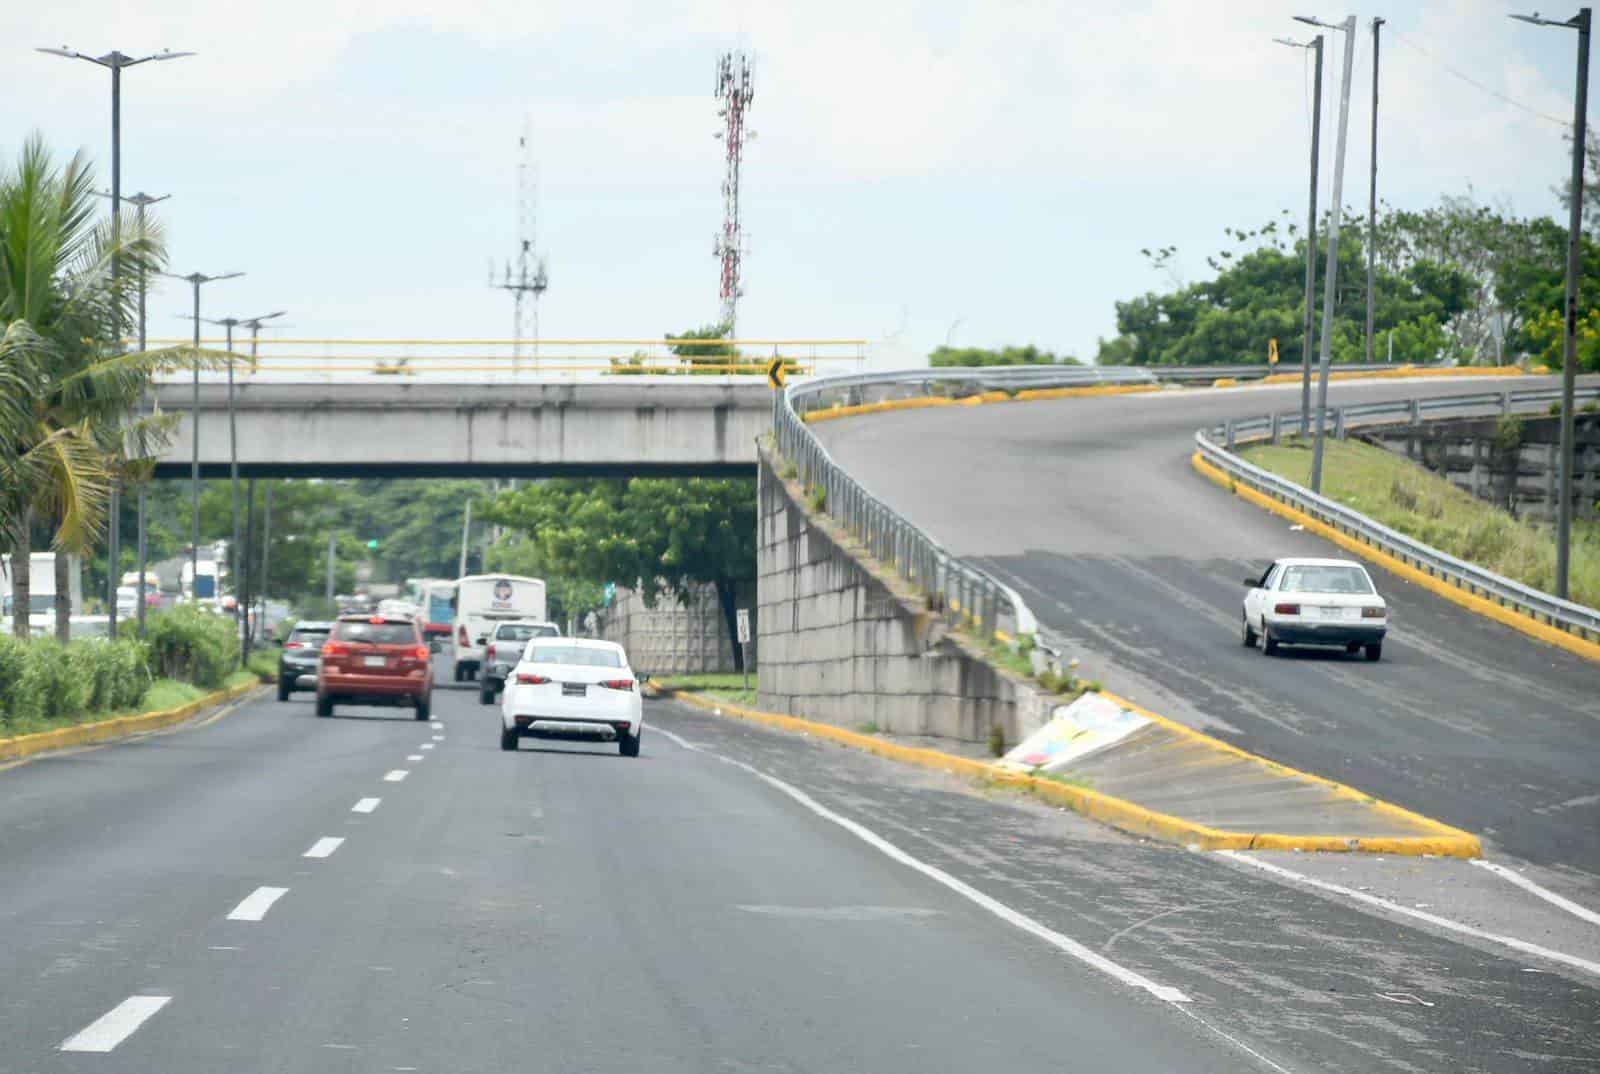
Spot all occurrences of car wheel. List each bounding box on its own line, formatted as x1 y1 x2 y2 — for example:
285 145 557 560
414 694 431 721
315 694 333 717
1241 613 1258 648
619 727 642 758
1261 627 1279 656
479 681 495 705
1365 642 1382 662
500 726 518 752
277 678 291 702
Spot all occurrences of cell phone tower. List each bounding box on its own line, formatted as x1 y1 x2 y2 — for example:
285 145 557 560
489 125 549 367
713 51 755 336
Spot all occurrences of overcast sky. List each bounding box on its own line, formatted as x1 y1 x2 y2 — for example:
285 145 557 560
3 1 1591 368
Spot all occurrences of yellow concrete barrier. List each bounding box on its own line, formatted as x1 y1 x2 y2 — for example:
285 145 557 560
0 678 263 765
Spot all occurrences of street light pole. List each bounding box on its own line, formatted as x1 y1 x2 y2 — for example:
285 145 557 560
1277 34 1323 437
1367 18 1384 367
1513 9 1591 599
161 270 244 603
1296 14 1358 494
37 46 191 636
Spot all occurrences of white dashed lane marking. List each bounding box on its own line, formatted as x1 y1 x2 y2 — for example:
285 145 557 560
59 995 171 1053
420 744 434 750
406 754 423 762
383 770 408 782
352 797 381 814
227 886 289 922
303 837 345 859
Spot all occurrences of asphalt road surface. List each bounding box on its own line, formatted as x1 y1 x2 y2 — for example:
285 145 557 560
813 377 1600 880
2 673 1598 1073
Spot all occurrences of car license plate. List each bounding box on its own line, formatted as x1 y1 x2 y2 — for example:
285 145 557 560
562 683 586 697
364 656 387 667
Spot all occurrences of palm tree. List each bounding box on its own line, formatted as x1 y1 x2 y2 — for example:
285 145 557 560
0 133 196 640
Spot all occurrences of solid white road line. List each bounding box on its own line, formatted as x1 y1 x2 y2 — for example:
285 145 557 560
652 727 1190 1004
1471 859 1600 928
406 754 423 762
303 837 345 859
60 995 172 1053
227 886 289 922
352 797 381 814
383 770 408 782
1219 851 1600 978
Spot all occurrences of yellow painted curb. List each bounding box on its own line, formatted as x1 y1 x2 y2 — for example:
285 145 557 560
0 677 263 764
654 686 1481 858
802 384 1160 424
1192 451 1600 665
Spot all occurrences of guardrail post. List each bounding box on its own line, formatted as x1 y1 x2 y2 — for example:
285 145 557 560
1409 398 1421 426
1501 390 1512 415
1225 420 1236 450
1270 412 1281 444
1333 409 1346 439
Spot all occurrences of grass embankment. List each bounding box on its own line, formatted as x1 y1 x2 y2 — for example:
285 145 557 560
1243 438 1600 609
652 672 757 707
246 649 278 682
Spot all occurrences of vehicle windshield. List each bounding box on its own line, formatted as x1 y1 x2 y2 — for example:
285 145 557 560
495 623 559 642
1279 565 1374 595
523 644 623 668
333 621 417 645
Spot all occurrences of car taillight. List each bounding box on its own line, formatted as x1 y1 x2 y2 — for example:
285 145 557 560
458 624 469 646
517 673 551 685
322 640 350 657
1361 606 1385 619
284 641 303 650
1273 603 1301 615
601 679 635 691
413 646 430 660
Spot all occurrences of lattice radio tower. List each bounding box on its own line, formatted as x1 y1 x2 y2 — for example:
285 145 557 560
713 52 755 335
489 126 549 364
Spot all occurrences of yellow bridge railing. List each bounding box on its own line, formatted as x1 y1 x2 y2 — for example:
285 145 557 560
141 338 869 379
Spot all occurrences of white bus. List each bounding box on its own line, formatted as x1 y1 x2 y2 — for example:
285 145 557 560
452 574 546 681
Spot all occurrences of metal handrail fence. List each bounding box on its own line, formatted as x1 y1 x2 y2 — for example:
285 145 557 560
773 366 1158 653
1197 384 1600 643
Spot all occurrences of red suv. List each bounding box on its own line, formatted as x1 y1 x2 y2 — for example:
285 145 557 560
316 615 433 720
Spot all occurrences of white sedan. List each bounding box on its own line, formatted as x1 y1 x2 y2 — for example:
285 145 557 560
499 638 645 756
1242 557 1388 661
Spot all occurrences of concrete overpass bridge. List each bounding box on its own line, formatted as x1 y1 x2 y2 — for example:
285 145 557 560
145 338 864 478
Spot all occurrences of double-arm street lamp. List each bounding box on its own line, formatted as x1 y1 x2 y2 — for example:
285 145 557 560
38 46 191 636
1511 8 1591 600
160 271 244 604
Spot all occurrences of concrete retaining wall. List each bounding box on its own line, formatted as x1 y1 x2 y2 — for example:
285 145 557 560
597 583 744 675
1369 413 1600 521
756 443 1051 747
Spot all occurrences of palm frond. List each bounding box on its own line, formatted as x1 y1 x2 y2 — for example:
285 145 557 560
14 421 109 553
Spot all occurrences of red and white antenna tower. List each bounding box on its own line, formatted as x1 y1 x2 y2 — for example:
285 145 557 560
713 52 755 335
489 123 549 366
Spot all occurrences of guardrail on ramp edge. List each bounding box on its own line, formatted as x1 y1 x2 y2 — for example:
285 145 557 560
1196 384 1600 647
774 365 1158 665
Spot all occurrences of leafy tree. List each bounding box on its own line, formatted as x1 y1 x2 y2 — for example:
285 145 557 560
478 477 757 669
928 344 1080 367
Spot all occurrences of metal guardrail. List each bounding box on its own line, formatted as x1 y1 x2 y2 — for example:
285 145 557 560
773 366 1157 657
1197 385 1600 643
1152 360 1443 384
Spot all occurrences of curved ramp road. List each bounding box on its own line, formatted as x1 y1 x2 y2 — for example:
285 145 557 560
814 375 1600 876
2 669 1598 1071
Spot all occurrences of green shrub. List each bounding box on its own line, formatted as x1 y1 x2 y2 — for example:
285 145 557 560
246 649 278 682
144 605 240 689
987 722 1006 757
0 634 29 727
15 640 91 723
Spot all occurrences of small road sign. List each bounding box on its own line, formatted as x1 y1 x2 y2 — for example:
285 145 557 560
766 357 786 390
736 608 751 644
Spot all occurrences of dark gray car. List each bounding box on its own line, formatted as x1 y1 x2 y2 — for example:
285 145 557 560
277 621 334 700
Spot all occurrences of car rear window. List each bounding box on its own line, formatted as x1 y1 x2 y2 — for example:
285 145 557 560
524 644 623 668
495 623 559 642
333 620 418 645
1279 565 1374 595
288 628 329 645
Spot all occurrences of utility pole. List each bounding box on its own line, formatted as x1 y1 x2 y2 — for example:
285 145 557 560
326 533 337 605
259 484 272 634
240 311 286 371
38 46 191 637
457 499 473 578
1512 8 1591 599
1296 14 1357 494
1367 17 1385 366
1277 34 1323 437
162 270 244 598
243 478 255 658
